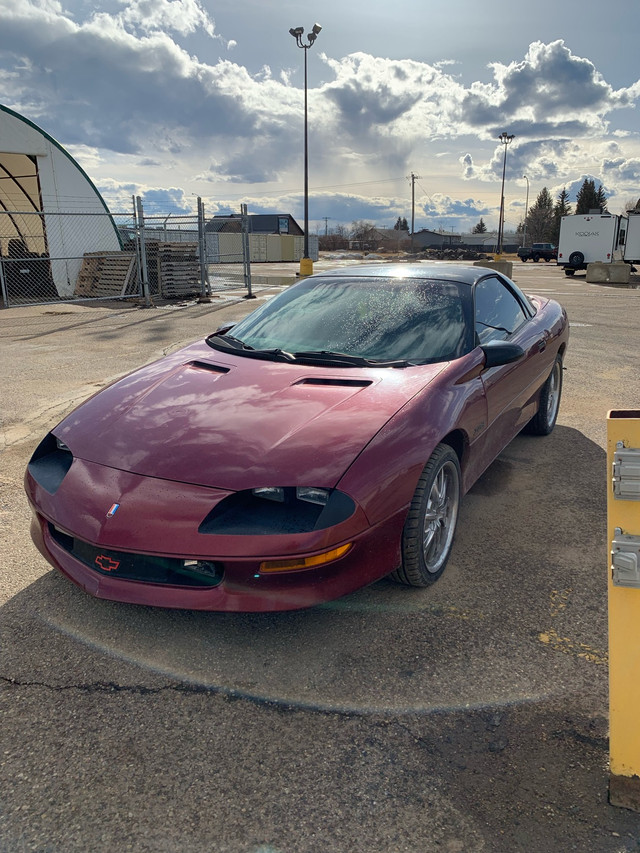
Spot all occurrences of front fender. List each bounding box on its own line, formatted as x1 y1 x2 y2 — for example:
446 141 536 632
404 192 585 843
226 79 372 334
338 351 488 525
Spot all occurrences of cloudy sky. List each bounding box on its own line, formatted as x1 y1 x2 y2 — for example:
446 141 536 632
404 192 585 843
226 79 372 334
1 0 639 234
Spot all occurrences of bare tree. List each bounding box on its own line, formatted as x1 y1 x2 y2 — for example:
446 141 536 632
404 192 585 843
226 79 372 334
349 220 377 249
319 232 349 250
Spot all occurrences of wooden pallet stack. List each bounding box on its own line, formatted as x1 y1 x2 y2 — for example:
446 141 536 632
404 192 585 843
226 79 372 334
74 252 138 298
156 242 201 298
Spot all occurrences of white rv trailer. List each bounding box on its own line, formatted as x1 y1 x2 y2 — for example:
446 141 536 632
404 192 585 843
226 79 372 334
624 212 640 264
557 213 627 276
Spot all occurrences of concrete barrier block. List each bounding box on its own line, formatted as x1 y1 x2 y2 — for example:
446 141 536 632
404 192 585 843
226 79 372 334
587 262 632 286
473 259 514 278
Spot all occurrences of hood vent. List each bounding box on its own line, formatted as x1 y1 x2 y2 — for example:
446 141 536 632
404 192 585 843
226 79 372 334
188 361 230 374
296 377 372 388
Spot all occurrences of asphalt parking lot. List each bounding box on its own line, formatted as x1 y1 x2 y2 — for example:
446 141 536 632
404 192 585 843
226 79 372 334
1 259 640 852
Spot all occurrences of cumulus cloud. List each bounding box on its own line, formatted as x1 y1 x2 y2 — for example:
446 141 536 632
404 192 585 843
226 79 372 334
118 0 216 39
462 138 576 183
1 1 639 229
602 156 640 184
457 40 639 138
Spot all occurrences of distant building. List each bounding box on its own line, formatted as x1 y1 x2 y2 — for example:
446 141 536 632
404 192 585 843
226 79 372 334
459 232 519 252
461 232 499 250
206 213 304 236
349 226 411 251
411 229 462 249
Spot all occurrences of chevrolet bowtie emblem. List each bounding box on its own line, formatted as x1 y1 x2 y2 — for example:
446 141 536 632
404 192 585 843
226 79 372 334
95 554 120 572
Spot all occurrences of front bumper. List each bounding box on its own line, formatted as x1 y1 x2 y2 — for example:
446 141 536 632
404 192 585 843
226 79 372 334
25 456 405 611
29 508 404 611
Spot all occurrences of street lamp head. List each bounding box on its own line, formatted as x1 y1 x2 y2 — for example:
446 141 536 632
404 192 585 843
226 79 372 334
498 132 515 145
289 26 304 37
307 23 322 44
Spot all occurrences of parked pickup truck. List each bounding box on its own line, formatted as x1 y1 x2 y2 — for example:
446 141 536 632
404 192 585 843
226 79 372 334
517 243 557 262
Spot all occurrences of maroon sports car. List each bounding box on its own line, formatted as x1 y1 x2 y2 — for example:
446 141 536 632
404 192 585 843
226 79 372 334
25 263 568 611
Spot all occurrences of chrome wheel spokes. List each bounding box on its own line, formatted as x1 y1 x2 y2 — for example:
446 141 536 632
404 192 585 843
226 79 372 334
422 461 459 573
547 361 561 424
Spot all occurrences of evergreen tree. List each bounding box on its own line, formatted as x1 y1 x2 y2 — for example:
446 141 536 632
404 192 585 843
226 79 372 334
575 179 607 214
393 217 409 231
524 187 554 243
551 188 572 244
472 217 487 234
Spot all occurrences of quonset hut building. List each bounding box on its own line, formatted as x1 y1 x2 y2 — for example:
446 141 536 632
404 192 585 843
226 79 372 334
0 104 121 304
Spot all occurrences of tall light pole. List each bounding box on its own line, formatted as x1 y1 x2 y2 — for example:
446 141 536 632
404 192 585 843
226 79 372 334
289 23 322 276
522 174 530 248
496 131 514 256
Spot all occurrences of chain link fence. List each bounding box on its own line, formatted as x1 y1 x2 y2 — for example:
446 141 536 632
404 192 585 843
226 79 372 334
0 198 259 308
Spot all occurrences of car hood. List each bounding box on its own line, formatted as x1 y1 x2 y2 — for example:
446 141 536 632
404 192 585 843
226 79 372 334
55 340 445 490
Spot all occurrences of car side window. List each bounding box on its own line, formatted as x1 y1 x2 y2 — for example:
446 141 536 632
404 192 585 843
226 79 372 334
474 277 528 344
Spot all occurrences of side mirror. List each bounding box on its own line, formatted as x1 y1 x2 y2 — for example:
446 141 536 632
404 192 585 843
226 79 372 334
481 341 525 368
214 323 235 335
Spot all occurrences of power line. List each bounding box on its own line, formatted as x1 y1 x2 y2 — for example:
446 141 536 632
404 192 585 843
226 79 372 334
195 176 408 201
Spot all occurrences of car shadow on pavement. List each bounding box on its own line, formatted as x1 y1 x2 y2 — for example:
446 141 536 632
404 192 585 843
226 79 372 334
3 424 609 716
5 426 640 853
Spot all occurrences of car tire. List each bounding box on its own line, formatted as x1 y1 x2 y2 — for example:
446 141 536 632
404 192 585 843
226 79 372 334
520 257 527 262
391 444 461 587
564 268 575 276
544 257 550 262
569 251 584 266
527 355 563 436
532 253 540 262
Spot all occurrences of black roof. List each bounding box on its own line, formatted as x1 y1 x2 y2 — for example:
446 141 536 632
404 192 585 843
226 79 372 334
312 262 502 286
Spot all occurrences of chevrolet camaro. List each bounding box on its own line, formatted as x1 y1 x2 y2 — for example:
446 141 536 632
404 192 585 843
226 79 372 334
25 263 568 611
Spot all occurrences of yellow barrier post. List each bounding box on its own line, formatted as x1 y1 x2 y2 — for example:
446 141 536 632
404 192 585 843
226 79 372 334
607 409 640 811
299 257 314 277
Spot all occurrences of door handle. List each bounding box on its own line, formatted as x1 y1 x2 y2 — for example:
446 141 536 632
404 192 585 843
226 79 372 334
537 339 546 352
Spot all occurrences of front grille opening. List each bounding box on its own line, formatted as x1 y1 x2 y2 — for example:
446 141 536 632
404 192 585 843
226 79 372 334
48 523 223 588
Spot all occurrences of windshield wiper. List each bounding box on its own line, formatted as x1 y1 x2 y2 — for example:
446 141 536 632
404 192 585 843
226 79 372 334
476 321 512 334
207 337 411 367
293 350 413 368
207 335 296 362
206 333 254 351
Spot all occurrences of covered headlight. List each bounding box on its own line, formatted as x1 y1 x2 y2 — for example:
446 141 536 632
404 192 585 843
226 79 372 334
199 488 355 535
296 487 329 506
252 487 285 503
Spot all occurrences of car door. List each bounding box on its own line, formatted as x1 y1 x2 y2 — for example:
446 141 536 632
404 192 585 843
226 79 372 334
474 275 549 461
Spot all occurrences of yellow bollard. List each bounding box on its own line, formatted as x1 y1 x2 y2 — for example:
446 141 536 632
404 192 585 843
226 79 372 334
299 257 314 277
607 409 640 811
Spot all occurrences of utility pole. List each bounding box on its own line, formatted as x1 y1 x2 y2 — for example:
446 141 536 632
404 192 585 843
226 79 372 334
322 216 330 236
408 172 420 253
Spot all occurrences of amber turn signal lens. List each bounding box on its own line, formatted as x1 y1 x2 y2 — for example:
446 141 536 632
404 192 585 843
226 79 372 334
259 543 352 573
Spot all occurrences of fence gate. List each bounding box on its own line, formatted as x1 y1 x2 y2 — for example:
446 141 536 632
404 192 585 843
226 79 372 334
0 198 254 309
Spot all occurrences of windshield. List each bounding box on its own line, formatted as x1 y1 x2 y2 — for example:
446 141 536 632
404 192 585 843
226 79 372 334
213 276 472 365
